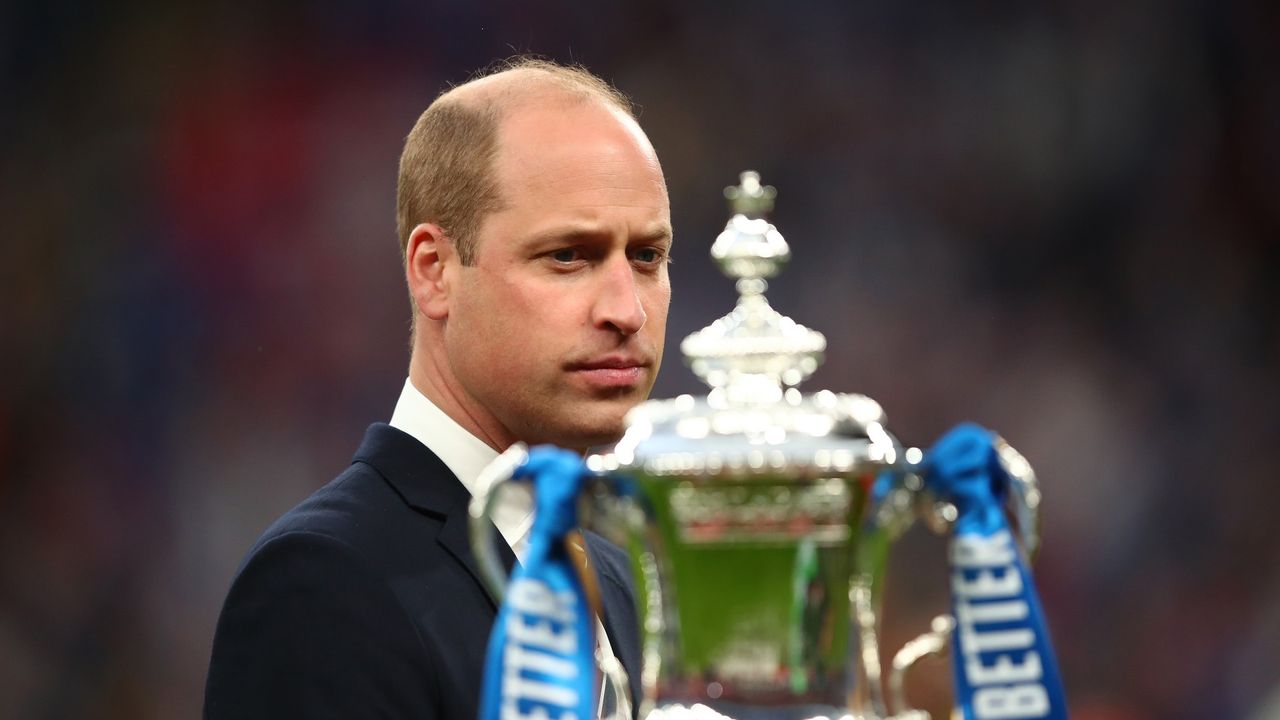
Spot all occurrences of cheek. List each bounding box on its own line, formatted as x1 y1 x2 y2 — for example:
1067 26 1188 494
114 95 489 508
447 294 527 398
454 280 564 360
644 281 672 329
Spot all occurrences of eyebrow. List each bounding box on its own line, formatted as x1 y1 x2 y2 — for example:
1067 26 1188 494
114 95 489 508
633 226 674 246
524 223 673 248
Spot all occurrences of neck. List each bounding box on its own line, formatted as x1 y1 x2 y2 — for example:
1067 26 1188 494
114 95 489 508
408 343 516 453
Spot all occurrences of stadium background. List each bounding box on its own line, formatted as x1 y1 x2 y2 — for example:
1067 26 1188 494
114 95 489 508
2 1 1277 718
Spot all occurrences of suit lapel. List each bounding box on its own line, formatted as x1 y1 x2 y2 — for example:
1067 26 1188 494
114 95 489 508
436 502 517 610
354 424 641 712
585 536 645 710
352 423 517 610
597 573 644 707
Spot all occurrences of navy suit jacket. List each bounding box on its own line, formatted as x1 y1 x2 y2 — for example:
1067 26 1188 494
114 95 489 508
205 423 642 719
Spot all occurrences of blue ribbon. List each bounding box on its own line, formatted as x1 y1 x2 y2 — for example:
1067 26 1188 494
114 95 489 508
479 447 597 720
923 423 1069 720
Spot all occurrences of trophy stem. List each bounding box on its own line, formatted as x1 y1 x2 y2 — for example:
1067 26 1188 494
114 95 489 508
851 575 889 718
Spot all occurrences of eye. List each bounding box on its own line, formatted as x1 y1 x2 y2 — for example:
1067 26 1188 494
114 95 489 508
631 247 669 264
549 248 580 263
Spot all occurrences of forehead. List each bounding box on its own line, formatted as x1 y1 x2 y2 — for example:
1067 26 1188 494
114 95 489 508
490 98 669 219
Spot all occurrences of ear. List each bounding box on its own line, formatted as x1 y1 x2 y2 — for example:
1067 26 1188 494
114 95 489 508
405 223 457 322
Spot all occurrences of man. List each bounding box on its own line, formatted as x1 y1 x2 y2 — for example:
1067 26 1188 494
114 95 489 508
204 58 672 719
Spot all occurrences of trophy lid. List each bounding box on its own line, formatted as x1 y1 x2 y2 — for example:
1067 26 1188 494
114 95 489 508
587 172 901 478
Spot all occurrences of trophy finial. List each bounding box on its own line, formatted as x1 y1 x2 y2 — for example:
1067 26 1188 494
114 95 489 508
710 171 790 282
723 170 777 218
682 171 825 401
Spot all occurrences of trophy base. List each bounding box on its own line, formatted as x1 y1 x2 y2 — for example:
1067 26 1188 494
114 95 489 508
645 702 855 720
644 703 933 720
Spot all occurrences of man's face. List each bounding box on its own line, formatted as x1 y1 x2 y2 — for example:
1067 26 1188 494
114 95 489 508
441 99 672 449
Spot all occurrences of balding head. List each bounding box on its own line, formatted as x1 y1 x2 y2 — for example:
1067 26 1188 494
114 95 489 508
396 58 636 266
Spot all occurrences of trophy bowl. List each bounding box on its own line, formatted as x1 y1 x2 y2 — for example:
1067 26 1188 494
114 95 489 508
472 172 1050 720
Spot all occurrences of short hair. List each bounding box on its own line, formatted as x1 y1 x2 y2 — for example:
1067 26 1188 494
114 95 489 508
395 57 636 266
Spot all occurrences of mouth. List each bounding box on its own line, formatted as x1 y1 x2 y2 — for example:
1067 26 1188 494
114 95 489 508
565 355 652 389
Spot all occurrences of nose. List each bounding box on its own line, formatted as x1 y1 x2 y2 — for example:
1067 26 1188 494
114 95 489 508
591 256 647 335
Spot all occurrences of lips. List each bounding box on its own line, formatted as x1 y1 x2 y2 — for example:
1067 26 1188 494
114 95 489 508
569 355 650 371
566 355 651 388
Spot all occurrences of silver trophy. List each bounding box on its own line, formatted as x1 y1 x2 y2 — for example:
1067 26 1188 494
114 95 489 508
472 172 1042 720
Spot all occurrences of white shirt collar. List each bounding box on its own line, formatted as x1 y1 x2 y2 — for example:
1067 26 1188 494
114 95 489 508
389 378 533 554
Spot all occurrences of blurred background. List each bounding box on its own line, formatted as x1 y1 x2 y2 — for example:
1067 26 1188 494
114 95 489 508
2 1 1277 718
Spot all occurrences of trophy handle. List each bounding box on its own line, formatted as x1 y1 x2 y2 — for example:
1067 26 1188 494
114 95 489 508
852 436 1042 719
468 443 531 602
993 437 1041 562
467 444 634 720
911 435 1041 560
888 615 955 720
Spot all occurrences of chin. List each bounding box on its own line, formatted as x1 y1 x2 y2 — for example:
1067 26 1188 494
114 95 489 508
561 427 626 453
529 397 645 450
551 415 629 452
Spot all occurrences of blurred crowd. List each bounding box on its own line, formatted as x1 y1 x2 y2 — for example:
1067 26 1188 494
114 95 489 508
2 1 1276 718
